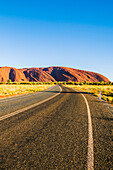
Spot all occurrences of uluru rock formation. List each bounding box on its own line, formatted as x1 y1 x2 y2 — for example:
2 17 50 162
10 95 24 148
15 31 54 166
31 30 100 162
0 66 109 82
0 67 27 82
41 67 109 82
20 68 56 82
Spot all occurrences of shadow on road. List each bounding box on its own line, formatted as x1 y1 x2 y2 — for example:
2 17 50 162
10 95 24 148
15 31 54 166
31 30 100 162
41 90 90 94
40 91 61 93
97 117 113 121
61 91 88 94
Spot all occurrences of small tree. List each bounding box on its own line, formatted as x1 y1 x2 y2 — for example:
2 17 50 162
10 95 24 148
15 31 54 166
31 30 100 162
83 81 87 85
109 81 112 85
79 82 83 85
7 79 12 84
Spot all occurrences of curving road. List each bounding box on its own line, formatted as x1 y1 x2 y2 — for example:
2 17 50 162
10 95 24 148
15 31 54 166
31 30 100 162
0 85 113 169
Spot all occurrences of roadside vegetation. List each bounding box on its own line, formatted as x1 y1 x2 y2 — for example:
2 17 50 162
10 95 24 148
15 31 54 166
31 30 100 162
0 80 113 105
0 79 112 86
65 84 113 105
0 84 52 97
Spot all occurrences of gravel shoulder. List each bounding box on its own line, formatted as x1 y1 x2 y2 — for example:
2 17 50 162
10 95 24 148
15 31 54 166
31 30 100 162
83 92 113 169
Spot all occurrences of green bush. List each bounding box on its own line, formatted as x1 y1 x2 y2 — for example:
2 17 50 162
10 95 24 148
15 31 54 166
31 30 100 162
0 82 5 84
79 82 83 85
7 79 12 84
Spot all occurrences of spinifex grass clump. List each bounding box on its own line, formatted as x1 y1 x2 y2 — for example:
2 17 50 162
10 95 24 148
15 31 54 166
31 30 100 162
0 84 52 97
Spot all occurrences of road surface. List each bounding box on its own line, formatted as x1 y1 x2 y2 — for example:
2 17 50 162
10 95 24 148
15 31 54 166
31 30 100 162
0 85 113 169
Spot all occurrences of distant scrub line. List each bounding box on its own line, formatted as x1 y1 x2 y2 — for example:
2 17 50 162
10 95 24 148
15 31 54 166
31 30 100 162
0 80 113 85
0 80 113 105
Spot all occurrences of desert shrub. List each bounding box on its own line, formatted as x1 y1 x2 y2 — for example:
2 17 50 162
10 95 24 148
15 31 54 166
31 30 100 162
108 81 112 85
79 82 83 85
88 82 93 85
74 82 79 85
106 97 110 101
0 82 5 84
54 82 57 84
112 98 113 103
7 79 12 84
20 82 30 84
67 82 74 85
12 82 19 85
83 81 88 85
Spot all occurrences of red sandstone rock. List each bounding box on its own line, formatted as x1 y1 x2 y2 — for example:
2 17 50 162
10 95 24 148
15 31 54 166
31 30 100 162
0 66 109 82
0 67 27 82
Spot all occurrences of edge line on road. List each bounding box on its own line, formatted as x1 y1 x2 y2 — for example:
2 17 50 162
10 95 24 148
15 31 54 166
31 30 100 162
81 93 94 170
73 88 94 169
0 86 62 121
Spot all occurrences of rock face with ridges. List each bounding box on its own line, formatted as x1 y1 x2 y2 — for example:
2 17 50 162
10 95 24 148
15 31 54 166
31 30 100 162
0 66 109 82
0 67 27 82
22 68 56 82
41 67 109 82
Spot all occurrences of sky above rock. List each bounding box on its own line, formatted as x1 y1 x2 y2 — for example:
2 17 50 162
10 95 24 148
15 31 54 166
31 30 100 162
0 0 113 81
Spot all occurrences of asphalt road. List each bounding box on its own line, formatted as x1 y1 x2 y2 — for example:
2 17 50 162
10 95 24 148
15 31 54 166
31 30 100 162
0 85 113 169
0 85 60 117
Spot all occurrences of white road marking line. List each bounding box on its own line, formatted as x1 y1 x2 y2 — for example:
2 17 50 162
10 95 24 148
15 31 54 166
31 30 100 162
73 88 94 169
0 86 62 121
0 86 55 103
81 93 94 170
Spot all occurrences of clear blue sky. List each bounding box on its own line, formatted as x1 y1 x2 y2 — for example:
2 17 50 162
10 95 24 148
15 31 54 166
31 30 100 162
0 0 113 81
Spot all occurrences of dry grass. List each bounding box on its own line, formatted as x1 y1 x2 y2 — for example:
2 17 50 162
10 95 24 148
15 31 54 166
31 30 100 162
65 85 113 104
0 84 52 97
